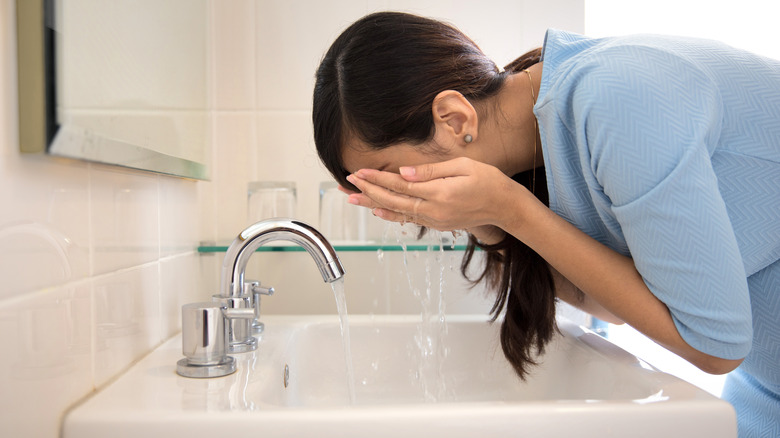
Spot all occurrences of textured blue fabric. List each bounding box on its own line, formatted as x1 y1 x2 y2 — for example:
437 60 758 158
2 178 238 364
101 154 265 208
535 29 780 437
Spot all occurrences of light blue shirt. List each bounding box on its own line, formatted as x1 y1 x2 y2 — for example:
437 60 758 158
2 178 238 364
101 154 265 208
536 29 780 436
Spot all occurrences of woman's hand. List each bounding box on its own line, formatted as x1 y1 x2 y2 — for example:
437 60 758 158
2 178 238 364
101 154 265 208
342 175 506 244
345 157 520 232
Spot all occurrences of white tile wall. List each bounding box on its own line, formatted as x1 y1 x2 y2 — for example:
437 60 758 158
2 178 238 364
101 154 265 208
0 0 584 437
254 111 331 225
160 177 201 257
92 263 161 387
0 283 93 438
255 0 371 112
0 1 211 436
212 112 255 240
90 166 160 275
211 0 257 110
160 254 203 338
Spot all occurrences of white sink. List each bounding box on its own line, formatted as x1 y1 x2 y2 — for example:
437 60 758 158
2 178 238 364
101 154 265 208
63 315 736 438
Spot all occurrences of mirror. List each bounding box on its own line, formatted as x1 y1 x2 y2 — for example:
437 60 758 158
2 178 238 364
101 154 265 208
16 0 210 180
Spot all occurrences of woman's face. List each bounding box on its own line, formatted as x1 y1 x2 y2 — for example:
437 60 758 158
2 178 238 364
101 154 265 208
341 140 455 176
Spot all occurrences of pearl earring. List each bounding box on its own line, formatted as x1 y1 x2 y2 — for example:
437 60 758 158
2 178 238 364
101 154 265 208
464 134 473 144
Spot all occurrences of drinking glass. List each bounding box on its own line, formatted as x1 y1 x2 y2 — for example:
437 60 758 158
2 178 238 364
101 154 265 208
247 181 296 221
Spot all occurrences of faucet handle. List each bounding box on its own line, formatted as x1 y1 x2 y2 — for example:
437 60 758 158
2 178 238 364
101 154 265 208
243 280 274 335
176 302 237 378
223 307 255 320
243 280 274 296
212 294 258 353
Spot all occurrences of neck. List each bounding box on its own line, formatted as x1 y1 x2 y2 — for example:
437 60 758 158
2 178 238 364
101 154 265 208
477 63 542 177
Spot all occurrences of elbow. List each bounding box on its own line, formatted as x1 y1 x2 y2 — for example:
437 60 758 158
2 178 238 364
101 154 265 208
685 331 750 375
599 315 625 326
692 355 744 375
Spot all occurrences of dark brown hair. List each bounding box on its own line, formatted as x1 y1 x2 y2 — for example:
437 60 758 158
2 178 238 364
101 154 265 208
313 11 554 379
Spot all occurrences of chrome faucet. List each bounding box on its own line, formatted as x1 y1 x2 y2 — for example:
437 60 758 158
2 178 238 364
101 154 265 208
176 219 345 378
220 219 346 299
217 219 346 353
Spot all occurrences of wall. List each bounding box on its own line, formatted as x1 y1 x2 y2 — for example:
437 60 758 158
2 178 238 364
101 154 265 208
0 1 584 437
0 1 208 436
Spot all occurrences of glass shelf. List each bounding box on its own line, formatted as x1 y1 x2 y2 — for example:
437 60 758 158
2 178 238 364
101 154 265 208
198 243 468 253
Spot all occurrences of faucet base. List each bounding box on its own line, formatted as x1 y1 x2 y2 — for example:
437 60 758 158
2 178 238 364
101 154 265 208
228 336 258 354
176 356 236 379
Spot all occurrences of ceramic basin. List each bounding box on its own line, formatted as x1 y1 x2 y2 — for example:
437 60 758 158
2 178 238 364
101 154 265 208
63 315 736 438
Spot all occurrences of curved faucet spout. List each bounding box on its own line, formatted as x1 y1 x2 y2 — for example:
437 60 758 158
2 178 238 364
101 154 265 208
220 219 345 298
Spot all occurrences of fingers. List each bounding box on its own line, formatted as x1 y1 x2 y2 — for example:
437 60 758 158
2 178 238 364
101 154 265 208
412 198 422 216
343 158 482 230
337 185 357 195
352 169 416 196
398 157 471 182
349 157 474 199
347 193 380 209
344 189 411 225
372 207 415 225
351 168 444 202
347 172 419 214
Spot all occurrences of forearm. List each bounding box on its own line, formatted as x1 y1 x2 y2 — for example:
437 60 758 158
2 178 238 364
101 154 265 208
500 186 743 374
550 265 624 325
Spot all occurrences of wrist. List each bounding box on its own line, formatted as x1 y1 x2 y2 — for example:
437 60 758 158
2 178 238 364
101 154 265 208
494 177 545 236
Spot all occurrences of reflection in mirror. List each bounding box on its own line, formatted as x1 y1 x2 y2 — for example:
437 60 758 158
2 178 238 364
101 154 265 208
16 0 210 180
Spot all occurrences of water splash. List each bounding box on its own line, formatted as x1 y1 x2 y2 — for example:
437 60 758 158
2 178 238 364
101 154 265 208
392 224 419 299
449 230 462 250
387 225 450 402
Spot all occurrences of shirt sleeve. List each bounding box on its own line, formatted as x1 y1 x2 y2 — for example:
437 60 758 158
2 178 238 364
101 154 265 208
568 45 753 359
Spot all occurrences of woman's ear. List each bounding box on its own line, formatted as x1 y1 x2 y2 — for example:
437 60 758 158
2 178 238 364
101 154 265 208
431 90 479 145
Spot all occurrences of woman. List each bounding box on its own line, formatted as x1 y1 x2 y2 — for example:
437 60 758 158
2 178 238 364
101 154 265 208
313 12 779 436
